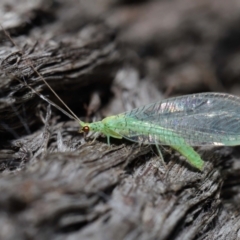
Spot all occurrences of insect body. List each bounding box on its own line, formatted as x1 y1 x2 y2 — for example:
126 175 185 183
4 26 238 171
12 64 240 171
9 52 237 171
80 92 240 170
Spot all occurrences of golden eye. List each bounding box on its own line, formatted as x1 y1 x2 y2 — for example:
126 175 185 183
82 126 90 134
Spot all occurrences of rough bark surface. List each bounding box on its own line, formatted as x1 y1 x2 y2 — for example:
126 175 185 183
0 0 240 240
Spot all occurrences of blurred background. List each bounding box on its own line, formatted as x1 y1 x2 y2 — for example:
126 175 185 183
0 0 240 239
1 0 240 133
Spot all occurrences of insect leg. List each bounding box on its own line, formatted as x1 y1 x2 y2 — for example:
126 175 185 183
86 132 100 144
89 135 98 144
107 135 111 146
154 143 166 167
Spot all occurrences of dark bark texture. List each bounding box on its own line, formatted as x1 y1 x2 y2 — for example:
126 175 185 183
0 0 240 239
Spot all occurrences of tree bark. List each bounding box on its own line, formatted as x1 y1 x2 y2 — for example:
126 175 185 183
0 0 240 239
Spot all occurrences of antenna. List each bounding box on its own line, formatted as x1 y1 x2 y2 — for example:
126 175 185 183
28 65 81 122
0 24 83 124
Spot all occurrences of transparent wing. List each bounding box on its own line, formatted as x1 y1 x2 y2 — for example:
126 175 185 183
113 93 240 146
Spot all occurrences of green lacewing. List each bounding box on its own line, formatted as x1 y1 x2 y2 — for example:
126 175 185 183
17 63 240 171
79 92 240 170
5 25 237 170
9 64 240 170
